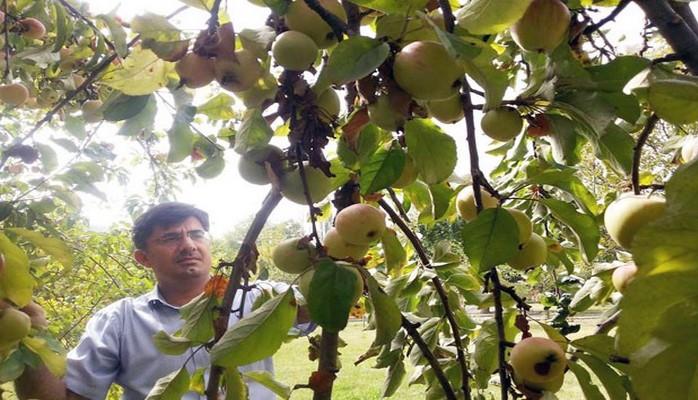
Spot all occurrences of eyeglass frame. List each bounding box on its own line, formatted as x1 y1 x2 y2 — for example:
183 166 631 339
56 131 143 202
151 229 212 247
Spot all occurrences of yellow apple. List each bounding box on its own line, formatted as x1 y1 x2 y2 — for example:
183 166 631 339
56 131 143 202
426 93 464 124
392 154 418 188
510 0 571 53
506 208 533 245
510 337 567 385
324 228 369 260
612 262 637 293
508 232 547 271
456 186 499 221
334 203 386 245
18 18 47 40
272 237 317 274
214 49 264 92
272 30 318 71
393 41 463 101
603 194 666 249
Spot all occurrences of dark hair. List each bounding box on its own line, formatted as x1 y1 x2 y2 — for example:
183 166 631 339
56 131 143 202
132 202 210 250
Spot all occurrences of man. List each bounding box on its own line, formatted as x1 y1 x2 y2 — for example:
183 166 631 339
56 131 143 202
16 202 311 399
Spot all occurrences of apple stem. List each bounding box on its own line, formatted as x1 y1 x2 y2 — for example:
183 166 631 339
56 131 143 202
205 189 283 399
631 113 659 195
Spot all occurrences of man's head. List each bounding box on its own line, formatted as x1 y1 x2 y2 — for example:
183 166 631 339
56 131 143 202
132 203 212 292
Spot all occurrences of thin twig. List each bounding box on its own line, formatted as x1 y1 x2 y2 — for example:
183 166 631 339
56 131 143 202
582 0 631 36
489 269 510 400
57 0 117 52
387 188 410 223
2 0 10 79
632 114 659 195
303 0 348 44
595 310 621 335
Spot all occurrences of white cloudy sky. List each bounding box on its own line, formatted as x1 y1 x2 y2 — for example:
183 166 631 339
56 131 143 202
78 0 688 236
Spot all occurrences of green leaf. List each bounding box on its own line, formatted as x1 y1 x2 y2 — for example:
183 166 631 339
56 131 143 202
461 208 518 272
145 367 191 400
546 115 585 166
0 233 35 307
34 143 58 173
322 37 390 86
346 0 429 15
364 273 401 346
572 334 616 362
525 166 600 215
382 358 406 397
404 119 457 185
6 228 73 269
597 123 635 176
197 94 236 120
102 93 152 122
130 12 181 41
152 331 192 355
0 349 25 382
167 120 194 163
403 181 434 224
381 228 406 274
242 370 291 399
234 109 274 155
224 368 249 400
176 0 216 10
587 55 651 92
195 152 226 179
648 78 698 125
568 361 606 400
577 354 628 400
51 2 70 52
101 47 172 95
97 13 128 57
239 27 277 60
456 0 533 34
541 199 600 263
429 183 453 221
177 293 216 344
307 259 359 332
359 145 405 195
210 289 296 367
118 95 157 137
21 336 66 377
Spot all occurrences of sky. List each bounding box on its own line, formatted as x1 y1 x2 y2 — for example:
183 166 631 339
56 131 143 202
78 0 686 237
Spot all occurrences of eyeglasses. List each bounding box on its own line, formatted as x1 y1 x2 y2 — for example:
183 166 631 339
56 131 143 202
154 229 211 246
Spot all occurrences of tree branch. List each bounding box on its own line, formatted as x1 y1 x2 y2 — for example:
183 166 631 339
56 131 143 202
634 0 698 75
489 268 511 400
582 0 631 36
387 188 410 223
303 0 348 44
57 0 116 52
312 330 339 400
205 189 283 399
631 114 659 195
2 0 11 80
208 0 224 33
669 1 698 37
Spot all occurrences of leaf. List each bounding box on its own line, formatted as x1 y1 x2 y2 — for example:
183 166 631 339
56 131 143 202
234 109 274 155
571 335 617 362
597 123 635 176
35 143 57 173
0 349 25 382
364 273 401 346
322 36 390 86
51 2 70 52
546 115 585 166
101 47 172 95
429 183 453 221
238 27 276 60
306 259 359 332
461 208 519 273
224 368 249 400
382 358 406 397
145 367 190 400
568 361 606 400
577 354 628 400
130 12 181 41
6 228 73 268
195 152 226 179
177 293 216 344
210 289 296 367
346 0 429 14
381 228 407 275
648 78 698 125
359 145 405 195
0 233 35 307
197 94 236 120
242 370 291 399
176 0 216 10
587 55 651 92
404 119 457 185
525 166 600 215
102 93 152 122
118 95 157 137
152 331 192 355
456 0 533 34
21 336 66 377
167 120 194 163
97 13 128 57
541 199 600 263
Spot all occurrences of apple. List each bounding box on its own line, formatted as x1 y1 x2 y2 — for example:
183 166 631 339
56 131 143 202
280 163 334 204
175 53 216 89
316 89 340 123
603 194 666 249
285 0 348 49
681 135 698 164
214 49 264 92
392 153 418 188
526 114 552 137
515 371 565 394
81 100 103 123
0 307 32 346
367 95 405 131
20 301 48 330
456 186 499 221
426 94 464 124
18 18 47 40
210 22 236 59
0 83 29 106
506 208 533 245
272 237 317 274
272 30 318 71
508 232 547 271
612 262 637 293
237 145 284 185
510 337 567 385
510 0 571 53
324 228 369 260
335 203 386 245
481 107 523 141
393 41 463 101
239 73 279 108
298 261 363 305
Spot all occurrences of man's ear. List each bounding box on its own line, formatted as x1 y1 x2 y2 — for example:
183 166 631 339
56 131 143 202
134 249 151 268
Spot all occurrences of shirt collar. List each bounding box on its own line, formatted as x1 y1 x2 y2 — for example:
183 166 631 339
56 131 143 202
144 285 182 310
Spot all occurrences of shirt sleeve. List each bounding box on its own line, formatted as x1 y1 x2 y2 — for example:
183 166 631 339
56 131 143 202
65 305 122 400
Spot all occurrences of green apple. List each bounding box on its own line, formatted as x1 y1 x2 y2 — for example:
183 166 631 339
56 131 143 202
280 163 334 204
285 0 348 49
393 41 463 101
510 337 567 385
392 153 418 188
456 186 499 221
175 53 215 89
481 107 523 141
368 95 405 131
510 0 571 53
324 228 369 260
0 307 31 346
603 194 666 249
612 262 638 293
316 89 341 123
426 94 464 124
506 208 533 245
237 145 284 185
214 49 264 92
272 30 318 71
272 237 317 274
508 232 547 270
81 100 103 123
335 203 386 245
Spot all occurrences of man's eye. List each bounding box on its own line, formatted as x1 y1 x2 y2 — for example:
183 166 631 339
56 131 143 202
189 231 206 240
161 234 181 243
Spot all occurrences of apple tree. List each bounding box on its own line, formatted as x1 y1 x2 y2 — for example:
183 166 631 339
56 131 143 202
1 0 698 399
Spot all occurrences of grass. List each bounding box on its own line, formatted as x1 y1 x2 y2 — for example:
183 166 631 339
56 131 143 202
274 314 602 400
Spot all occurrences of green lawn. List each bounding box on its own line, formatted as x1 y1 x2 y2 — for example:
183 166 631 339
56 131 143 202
274 316 602 400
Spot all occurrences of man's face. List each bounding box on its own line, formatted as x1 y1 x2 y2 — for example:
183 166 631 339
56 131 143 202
134 216 212 287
